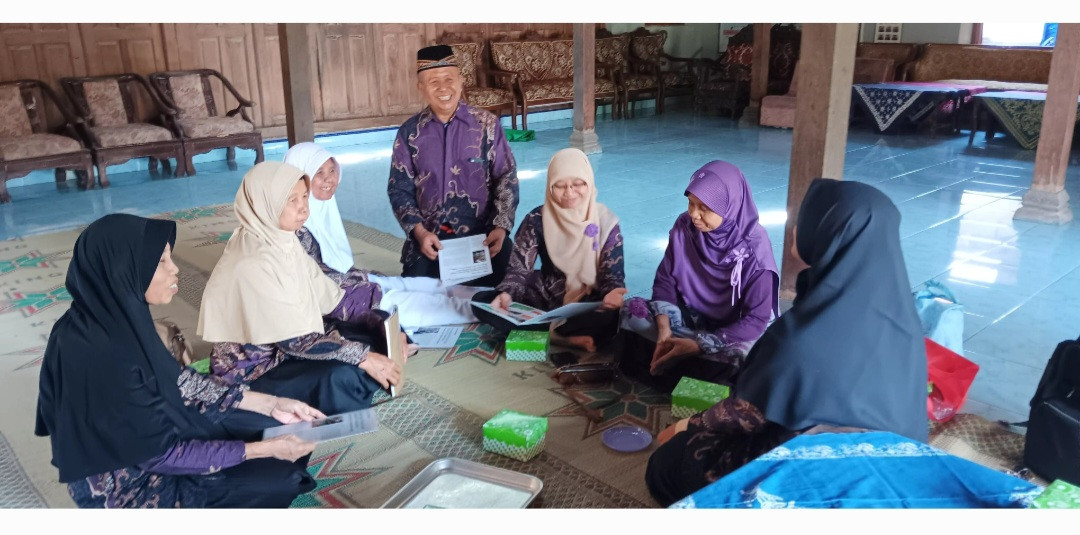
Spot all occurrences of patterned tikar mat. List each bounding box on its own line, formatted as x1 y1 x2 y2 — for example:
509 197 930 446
0 205 1036 509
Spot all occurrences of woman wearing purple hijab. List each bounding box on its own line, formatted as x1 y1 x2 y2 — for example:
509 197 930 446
619 161 779 392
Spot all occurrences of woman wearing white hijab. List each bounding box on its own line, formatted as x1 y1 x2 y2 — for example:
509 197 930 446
283 142 480 330
199 162 403 438
474 148 627 353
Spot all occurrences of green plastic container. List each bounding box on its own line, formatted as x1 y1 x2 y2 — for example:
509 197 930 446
482 409 548 462
671 376 731 419
505 330 549 362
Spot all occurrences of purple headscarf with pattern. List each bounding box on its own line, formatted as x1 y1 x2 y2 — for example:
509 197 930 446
660 161 779 318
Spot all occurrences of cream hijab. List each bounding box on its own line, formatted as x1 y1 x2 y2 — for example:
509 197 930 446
197 161 344 345
542 148 619 305
283 143 354 274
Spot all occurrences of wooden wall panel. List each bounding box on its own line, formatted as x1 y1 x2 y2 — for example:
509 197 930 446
316 24 378 120
0 24 86 85
78 23 168 76
251 24 288 127
374 24 433 116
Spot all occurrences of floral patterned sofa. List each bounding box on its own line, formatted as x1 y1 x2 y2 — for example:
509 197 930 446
903 44 1053 92
60 73 186 188
148 69 264 175
490 37 618 130
0 80 94 202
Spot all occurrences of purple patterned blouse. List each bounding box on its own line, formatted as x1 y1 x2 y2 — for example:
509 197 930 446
496 206 625 310
387 102 519 270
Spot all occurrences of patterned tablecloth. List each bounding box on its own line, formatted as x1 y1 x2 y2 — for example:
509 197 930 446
852 82 987 134
976 90 1080 150
671 430 1042 509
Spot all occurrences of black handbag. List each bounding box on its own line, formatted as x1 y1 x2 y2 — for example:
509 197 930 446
1024 335 1080 485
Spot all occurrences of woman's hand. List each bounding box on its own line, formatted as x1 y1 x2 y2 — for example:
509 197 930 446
269 397 326 424
656 418 690 446
358 351 402 389
600 288 628 310
655 314 672 346
650 337 700 375
491 292 512 311
245 435 315 463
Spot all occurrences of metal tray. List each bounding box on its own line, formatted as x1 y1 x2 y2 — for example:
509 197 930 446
381 457 543 509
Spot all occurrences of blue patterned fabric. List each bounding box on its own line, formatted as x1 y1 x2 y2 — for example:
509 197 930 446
671 431 1042 509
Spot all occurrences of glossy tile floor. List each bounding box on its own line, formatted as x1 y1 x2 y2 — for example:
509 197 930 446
4 106 1078 425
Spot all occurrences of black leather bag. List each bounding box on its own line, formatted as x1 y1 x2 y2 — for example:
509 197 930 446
1024 335 1080 485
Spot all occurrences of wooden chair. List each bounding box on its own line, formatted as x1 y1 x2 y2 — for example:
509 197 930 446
148 69 264 175
627 28 697 115
693 43 752 120
0 80 94 203
436 35 519 129
60 73 185 188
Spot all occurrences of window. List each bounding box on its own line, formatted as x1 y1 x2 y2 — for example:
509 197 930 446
979 23 1057 47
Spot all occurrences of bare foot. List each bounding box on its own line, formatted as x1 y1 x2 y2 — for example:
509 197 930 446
566 335 597 353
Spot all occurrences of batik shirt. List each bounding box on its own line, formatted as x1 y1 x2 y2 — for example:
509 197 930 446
387 102 519 270
68 369 248 508
496 206 625 310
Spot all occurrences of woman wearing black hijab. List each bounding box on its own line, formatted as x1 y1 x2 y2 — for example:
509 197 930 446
35 214 324 508
645 178 929 507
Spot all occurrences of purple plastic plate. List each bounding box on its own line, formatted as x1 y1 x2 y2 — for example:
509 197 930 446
601 425 653 453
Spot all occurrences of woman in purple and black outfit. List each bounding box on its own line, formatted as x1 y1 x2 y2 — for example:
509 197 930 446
619 161 779 392
36 214 322 508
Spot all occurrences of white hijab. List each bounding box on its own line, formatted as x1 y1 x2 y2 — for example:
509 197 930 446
283 142 354 274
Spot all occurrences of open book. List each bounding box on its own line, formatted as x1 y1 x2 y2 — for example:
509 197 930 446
383 306 406 397
262 408 378 443
471 300 601 326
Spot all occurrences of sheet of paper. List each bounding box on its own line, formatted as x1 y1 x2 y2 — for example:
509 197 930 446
407 325 464 349
262 408 378 443
438 234 493 286
525 301 601 324
470 301 600 326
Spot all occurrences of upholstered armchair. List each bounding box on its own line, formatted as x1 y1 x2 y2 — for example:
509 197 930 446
148 69 264 175
693 42 752 120
759 62 800 129
0 80 94 203
627 28 697 115
60 73 185 188
440 40 519 129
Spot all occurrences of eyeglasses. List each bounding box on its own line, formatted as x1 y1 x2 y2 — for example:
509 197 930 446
550 181 589 195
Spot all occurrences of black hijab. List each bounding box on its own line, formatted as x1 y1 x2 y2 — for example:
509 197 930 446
35 214 219 482
736 178 928 442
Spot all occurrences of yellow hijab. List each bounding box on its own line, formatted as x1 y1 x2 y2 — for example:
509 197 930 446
197 162 344 345
541 148 619 305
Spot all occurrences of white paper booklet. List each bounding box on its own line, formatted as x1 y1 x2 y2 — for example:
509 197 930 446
407 325 465 349
262 408 378 443
438 234 493 286
471 300 600 326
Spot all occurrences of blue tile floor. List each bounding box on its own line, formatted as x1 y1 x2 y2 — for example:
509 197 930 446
4 106 1079 425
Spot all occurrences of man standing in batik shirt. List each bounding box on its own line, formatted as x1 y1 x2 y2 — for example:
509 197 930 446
387 44 519 287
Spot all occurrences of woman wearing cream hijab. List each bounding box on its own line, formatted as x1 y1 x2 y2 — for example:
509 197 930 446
283 142 480 331
198 161 403 437
474 148 627 353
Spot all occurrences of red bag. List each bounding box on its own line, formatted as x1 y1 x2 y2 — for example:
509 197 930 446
925 337 979 422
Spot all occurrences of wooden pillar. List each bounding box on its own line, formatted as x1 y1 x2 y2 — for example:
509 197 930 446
779 23 858 299
570 23 601 154
278 23 315 146
741 23 772 126
1014 23 1080 225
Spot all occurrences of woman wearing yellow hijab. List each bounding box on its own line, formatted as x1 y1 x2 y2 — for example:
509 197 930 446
474 148 627 353
198 162 403 437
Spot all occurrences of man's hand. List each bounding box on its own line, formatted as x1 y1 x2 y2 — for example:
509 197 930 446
600 288 628 310
413 224 442 260
357 352 403 390
650 337 700 375
484 227 507 257
491 292 512 311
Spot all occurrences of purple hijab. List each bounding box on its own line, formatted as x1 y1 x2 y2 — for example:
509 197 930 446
654 161 779 319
